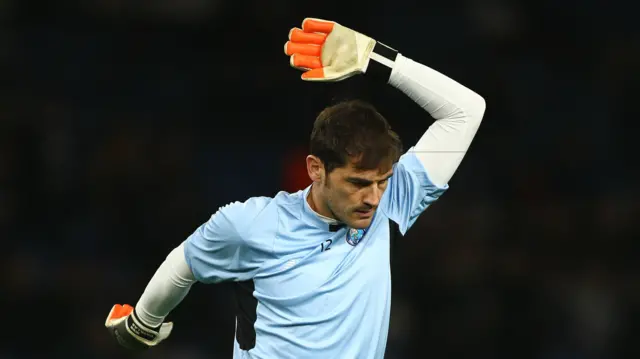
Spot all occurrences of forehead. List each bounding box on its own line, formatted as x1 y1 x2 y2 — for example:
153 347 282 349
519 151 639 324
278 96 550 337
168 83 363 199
332 162 394 179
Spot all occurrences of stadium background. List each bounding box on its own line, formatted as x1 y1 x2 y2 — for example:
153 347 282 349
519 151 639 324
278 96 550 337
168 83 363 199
1 1 638 358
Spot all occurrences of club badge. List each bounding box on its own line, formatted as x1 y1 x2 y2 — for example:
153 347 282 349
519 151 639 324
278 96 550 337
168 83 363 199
346 228 366 246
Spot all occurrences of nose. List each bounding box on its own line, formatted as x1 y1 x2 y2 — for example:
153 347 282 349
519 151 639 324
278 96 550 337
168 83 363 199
363 185 382 208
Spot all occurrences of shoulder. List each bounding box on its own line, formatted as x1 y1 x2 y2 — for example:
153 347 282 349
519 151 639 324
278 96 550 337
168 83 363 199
214 195 274 234
218 189 305 240
218 195 273 219
394 148 427 175
220 189 303 215
389 147 448 193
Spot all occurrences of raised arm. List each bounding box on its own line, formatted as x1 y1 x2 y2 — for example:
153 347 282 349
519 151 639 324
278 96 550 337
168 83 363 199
284 17 486 233
387 54 486 187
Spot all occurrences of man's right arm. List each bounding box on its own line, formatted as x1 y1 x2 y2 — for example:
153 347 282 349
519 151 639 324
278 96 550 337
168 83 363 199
104 242 195 350
105 197 270 350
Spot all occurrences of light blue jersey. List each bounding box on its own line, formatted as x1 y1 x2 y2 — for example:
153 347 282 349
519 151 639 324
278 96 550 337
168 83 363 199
184 149 447 359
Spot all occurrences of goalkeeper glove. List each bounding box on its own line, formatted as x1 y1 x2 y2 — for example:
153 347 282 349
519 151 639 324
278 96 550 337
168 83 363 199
104 304 173 350
284 18 398 82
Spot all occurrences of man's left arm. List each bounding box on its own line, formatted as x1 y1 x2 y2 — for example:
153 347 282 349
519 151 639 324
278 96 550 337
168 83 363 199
382 53 486 187
374 51 486 233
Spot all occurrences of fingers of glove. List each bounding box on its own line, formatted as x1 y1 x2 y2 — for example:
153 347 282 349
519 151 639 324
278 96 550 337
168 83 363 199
302 18 335 34
106 304 134 325
301 68 326 80
302 67 359 82
284 42 321 56
106 305 118 323
289 28 327 45
121 304 134 316
290 54 322 70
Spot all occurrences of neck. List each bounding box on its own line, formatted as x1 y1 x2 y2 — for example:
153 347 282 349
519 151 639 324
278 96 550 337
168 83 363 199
307 183 336 221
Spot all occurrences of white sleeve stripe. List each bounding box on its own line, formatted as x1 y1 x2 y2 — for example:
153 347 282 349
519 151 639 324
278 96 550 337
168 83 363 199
369 52 396 68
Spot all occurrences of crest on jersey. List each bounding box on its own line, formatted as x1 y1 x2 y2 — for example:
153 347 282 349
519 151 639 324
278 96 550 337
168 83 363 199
346 228 366 246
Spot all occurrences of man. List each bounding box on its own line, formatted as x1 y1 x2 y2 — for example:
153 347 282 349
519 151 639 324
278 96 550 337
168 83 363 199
105 18 486 358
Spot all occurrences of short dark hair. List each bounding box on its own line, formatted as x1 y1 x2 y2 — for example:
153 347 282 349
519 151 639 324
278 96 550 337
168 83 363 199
310 99 402 174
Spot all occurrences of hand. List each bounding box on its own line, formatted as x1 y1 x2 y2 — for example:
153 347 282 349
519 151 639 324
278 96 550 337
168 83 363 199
105 304 173 350
284 18 379 82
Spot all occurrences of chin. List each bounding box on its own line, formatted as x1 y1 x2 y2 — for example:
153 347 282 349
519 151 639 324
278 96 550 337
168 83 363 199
348 217 374 229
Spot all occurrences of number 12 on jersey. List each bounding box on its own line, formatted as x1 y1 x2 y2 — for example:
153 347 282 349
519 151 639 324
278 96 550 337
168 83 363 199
321 239 333 252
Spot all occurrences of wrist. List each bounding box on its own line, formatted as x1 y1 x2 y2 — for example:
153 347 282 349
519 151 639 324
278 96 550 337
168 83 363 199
364 41 399 83
127 309 161 342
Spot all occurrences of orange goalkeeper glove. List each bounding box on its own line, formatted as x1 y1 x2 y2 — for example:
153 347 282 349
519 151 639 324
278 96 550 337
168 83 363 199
105 304 173 350
284 18 398 82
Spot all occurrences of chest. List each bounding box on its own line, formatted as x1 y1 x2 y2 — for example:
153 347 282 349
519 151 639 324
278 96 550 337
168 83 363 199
255 219 392 300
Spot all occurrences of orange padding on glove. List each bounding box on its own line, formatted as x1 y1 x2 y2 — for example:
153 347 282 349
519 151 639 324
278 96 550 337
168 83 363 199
108 304 134 320
284 18 337 79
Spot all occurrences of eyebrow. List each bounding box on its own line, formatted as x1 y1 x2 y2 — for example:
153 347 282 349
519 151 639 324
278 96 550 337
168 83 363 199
346 173 394 185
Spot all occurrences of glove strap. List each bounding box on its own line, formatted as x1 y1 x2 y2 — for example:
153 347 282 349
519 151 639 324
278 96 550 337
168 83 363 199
126 309 161 343
366 42 398 83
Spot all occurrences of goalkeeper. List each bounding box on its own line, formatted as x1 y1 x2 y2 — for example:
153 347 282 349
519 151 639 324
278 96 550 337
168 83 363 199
105 18 486 359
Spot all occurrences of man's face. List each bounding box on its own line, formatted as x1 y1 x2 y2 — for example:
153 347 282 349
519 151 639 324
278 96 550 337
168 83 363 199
322 162 393 229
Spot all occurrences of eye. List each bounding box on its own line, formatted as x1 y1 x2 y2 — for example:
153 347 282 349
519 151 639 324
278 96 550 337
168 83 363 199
346 178 371 190
350 181 368 188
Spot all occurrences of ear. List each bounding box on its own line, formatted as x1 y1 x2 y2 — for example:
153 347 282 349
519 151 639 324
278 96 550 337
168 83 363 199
306 155 324 183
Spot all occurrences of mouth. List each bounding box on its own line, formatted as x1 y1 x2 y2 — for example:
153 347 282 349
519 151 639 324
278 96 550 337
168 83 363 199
355 208 374 218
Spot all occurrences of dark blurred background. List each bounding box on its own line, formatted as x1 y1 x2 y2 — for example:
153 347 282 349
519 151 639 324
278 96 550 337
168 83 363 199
1 0 638 358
